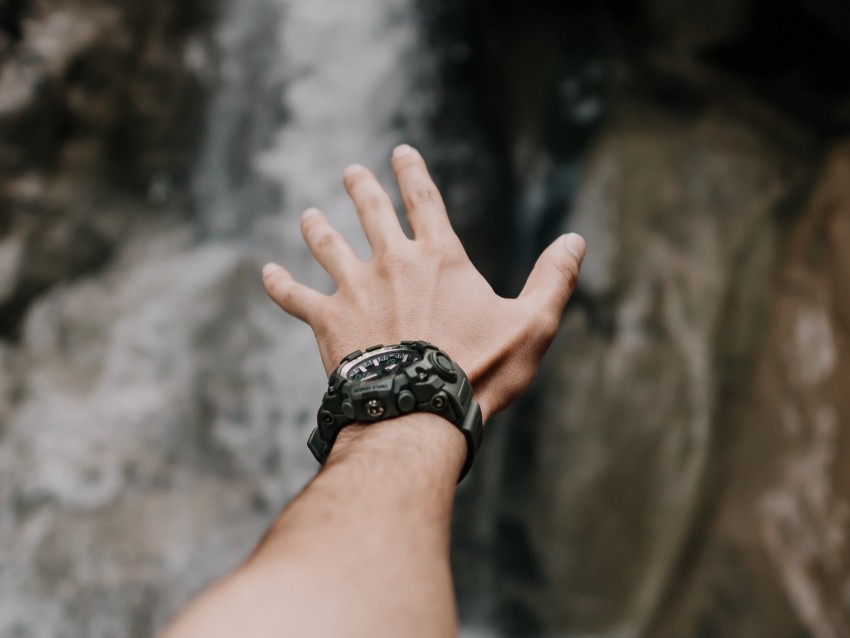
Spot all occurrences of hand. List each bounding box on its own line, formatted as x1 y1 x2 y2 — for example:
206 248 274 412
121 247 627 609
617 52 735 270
262 145 585 421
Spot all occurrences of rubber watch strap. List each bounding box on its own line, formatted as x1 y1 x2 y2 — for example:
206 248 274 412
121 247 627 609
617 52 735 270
308 341 484 482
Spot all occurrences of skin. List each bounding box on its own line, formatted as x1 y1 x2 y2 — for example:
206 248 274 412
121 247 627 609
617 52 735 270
160 144 585 638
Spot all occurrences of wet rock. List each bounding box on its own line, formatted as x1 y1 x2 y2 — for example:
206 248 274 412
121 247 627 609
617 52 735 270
0 0 215 340
492 102 819 636
0 2 438 637
654 142 850 638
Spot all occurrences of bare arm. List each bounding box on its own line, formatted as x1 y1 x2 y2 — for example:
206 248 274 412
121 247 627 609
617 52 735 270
161 145 585 638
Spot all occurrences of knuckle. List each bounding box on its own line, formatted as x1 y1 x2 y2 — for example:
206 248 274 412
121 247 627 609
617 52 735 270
312 229 336 252
379 250 405 270
554 256 579 292
427 237 462 256
266 276 297 306
541 311 562 338
347 174 390 210
300 221 318 241
277 283 296 305
406 186 440 208
311 307 332 333
529 306 561 341
376 247 411 275
423 239 465 267
361 192 389 212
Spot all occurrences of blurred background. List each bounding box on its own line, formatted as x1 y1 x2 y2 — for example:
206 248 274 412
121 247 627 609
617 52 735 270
1 0 849 636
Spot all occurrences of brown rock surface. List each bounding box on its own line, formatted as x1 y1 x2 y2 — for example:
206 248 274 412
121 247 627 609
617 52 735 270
488 112 850 636
491 102 839 636
653 143 850 638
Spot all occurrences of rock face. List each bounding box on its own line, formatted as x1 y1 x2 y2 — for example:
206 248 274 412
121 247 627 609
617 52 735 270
458 0 850 635
0 3 237 635
487 103 822 635
0 1 449 636
0 0 213 340
652 145 850 638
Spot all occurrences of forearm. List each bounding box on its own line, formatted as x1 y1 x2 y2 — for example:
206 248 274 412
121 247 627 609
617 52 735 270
163 145 585 637
162 413 466 638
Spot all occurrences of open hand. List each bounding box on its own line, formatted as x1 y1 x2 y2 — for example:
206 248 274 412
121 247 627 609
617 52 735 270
262 145 585 422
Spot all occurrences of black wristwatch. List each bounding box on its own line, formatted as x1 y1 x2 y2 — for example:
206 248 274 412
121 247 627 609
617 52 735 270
308 341 484 481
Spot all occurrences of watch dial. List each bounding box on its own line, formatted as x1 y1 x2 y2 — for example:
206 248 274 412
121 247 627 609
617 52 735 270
347 348 422 381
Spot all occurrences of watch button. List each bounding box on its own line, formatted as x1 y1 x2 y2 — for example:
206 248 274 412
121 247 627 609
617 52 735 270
341 400 355 420
397 390 416 413
430 352 458 382
365 344 384 352
431 392 448 410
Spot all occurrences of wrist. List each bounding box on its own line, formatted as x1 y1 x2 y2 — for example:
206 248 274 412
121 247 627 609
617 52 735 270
327 413 466 486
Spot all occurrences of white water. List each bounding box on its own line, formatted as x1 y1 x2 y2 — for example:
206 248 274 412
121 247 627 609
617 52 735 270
0 0 453 635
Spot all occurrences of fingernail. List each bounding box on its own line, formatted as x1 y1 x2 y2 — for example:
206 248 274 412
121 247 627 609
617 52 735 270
301 207 321 220
343 164 364 178
564 233 586 262
393 144 414 158
262 262 283 277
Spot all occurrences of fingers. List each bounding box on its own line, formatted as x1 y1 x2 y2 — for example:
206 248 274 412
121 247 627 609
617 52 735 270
343 164 407 252
262 263 327 324
391 144 454 240
300 207 361 284
519 233 586 319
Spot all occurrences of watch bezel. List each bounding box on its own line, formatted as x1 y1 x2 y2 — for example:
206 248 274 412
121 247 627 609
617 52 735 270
338 344 422 380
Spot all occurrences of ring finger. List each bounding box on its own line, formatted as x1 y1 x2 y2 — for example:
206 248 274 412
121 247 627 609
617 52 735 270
343 164 407 252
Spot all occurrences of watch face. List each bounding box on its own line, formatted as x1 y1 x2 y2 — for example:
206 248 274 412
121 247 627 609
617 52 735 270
343 347 422 381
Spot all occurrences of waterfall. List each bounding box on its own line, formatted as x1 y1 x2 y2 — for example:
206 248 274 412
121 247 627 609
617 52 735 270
0 0 460 635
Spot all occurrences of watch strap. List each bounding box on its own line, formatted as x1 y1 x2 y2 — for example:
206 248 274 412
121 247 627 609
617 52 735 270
308 342 484 482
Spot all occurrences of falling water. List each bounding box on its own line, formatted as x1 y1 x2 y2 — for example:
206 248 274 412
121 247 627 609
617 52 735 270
0 0 458 635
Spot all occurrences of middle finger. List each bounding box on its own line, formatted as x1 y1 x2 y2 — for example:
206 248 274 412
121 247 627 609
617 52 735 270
343 164 407 252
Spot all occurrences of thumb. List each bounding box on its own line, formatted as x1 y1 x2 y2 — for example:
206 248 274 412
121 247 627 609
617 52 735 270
519 233 585 314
